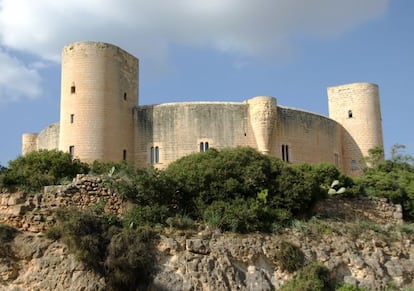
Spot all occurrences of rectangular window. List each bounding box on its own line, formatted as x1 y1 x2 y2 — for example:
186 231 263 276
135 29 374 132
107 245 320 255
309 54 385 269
123 150 127 161
351 160 358 171
70 114 74 124
69 146 75 157
71 86 76 94
282 144 290 162
334 153 339 167
199 141 210 152
150 146 160 163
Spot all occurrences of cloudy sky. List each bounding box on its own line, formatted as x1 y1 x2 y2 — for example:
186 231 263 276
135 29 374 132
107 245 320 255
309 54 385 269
0 0 413 165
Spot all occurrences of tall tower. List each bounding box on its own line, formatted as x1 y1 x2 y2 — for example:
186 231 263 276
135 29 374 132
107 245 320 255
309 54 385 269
59 41 139 163
327 82 384 174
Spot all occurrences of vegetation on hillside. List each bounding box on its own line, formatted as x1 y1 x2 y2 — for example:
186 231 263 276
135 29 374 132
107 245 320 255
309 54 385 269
0 149 89 192
1 146 413 290
357 145 414 219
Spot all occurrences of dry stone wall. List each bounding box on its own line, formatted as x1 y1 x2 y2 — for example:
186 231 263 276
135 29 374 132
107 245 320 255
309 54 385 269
0 175 123 232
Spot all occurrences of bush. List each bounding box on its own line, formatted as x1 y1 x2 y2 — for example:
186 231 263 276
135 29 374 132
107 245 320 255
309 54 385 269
164 147 278 217
279 262 332 291
122 204 169 228
357 148 414 220
0 150 89 192
47 208 113 272
105 227 157 291
335 283 366 291
0 223 17 257
275 240 305 273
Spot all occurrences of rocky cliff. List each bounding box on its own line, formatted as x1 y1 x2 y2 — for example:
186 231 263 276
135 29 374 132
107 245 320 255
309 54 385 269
0 176 413 290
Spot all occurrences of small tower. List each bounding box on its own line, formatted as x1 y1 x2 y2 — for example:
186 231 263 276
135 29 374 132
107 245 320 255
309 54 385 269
248 96 277 154
22 133 38 155
59 41 139 163
327 82 384 174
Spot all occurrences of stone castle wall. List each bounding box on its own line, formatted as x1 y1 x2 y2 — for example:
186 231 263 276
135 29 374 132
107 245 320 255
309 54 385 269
135 102 255 168
37 123 59 151
21 41 384 176
271 106 342 166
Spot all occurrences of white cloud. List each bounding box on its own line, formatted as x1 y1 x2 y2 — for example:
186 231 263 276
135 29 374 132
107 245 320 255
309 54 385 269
0 0 390 61
0 0 389 100
0 48 42 102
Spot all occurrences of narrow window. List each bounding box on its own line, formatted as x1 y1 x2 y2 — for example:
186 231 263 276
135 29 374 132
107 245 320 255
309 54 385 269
150 147 154 163
199 141 210 152
70 114 74 124
123 92 127 101
71 86 76 94
155 146 159 163
348 110 353 118
351 160 358 170
123 150 127 161
69 146 75 157
286 145 289 162
150 146 160 163
281 144 290 162
334 153 339 167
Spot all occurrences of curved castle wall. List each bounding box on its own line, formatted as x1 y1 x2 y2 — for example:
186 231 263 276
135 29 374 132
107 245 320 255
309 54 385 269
135 102 255 168
59 42 138 163
328 83 384 174
21 41 384 177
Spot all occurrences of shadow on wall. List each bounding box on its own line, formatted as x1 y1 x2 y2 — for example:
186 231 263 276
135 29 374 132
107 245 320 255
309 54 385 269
342 130 365 175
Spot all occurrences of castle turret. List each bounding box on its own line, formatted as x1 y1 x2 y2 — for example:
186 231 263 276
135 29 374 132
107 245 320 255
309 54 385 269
59 41 139 163
247 96 277 154
328 82 384 174
22 133 38 155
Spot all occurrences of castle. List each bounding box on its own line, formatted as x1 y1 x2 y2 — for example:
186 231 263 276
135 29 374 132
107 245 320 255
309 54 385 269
22 41 384 175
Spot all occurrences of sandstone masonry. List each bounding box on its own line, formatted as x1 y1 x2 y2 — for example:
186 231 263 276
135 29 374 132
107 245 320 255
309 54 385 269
22 41 384 176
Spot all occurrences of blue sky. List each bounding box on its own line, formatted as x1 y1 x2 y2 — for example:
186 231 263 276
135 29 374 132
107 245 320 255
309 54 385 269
0 0 413 166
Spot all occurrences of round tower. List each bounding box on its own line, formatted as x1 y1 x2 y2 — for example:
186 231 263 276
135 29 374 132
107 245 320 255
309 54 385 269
327 82 384 174
247 96 277 154
22 133 38 155
59 41 139 163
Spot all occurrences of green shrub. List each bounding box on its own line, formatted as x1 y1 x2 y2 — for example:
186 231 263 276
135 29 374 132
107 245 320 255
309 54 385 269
48 208 112 272
279 262 332 291
357 145 414 220
122 204 169 228
0 223 17 257
166 214 195 229
335 283 366 291
164 147 279 217
275 240 305 273
0 150 89 192
105 227 157 291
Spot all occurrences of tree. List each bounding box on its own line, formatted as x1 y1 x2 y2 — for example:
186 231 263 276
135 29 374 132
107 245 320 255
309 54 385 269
358 144 414 220
0 149 89 192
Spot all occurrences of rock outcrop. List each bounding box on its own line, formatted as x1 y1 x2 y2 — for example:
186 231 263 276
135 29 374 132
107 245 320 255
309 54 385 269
0 176 412 290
